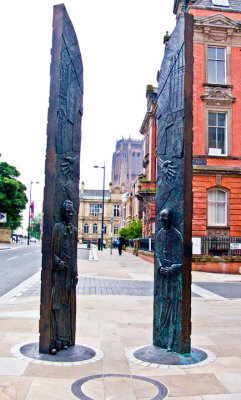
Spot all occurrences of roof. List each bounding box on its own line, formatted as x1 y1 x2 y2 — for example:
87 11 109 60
191 0 241 11
80 189 111 200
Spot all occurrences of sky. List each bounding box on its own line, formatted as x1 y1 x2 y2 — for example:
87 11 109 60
0 0 176 233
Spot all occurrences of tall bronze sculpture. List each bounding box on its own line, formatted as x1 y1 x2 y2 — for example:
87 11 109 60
39 4 83 354
153 14 193 354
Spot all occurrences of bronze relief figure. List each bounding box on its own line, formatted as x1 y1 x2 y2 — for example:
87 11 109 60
153 208 182 352
50 200 78 354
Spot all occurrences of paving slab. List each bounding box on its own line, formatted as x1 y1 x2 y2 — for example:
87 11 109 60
0 249 240 399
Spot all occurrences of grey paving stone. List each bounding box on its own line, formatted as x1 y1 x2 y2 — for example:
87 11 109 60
0 357 29 376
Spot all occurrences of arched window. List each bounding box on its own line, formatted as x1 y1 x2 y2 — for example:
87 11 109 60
93 223 98 234
114 224 118 235
83 223 89 234
131 152 135 171
136 152 141 174
207 189 227 226
114 204 119 217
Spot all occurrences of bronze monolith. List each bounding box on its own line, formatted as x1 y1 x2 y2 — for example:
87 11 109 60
39 4 83 354
154 13 193 354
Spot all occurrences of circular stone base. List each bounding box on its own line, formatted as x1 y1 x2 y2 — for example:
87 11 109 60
72 374 168 400
134 345 208 366
19 342 96 363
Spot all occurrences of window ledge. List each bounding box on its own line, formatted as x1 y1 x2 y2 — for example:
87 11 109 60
203 83 233 89
207 154 228 158
207 225 230 229
193 155 241 160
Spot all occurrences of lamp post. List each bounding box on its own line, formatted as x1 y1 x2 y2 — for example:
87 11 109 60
93 164 105 251
27 180 40 245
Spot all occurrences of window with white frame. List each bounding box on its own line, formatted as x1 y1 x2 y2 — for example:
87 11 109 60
114 224 118 235
208 189 227 226
90 203 102 217
83 223 89 234
208 47 226 84
114 204 120 217
208 112 227 155
93 223 98 234
212 0 229 7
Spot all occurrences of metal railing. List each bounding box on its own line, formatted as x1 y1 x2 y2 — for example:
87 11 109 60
126 238 155 252
127 236 241 257
201 236 241 256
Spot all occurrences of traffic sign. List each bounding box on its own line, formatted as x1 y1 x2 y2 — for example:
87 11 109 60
0 213 7 223
110 217 114 223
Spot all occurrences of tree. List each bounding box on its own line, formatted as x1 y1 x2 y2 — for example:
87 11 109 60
0 162 28 231
119 219 142 242
28 213 42 239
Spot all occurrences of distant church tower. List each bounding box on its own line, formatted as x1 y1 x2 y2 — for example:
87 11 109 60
111 137 144 192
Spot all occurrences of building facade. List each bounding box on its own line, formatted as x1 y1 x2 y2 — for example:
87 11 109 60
119 87 157 236
138 85 158 238
78 182 123 246
186 0 241 272
111 138 144 192
128 0 241 272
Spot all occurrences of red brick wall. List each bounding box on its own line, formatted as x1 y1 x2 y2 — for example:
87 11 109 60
150 121 156 181
192 175 241 237
189 8 241 20
191 6 241 243
193 42 205 155
231 47 241 158
222 176 241 236
193 176 214 236
192 261 241 274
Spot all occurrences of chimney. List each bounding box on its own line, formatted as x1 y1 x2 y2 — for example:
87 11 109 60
163 31 170 47
80 181 84 193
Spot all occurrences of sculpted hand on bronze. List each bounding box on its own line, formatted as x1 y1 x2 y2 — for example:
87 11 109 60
157 158 177 180
61 156 78 179
50 199 78 355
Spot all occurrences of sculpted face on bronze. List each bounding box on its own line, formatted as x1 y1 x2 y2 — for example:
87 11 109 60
160 208 173 231
62 199 74 225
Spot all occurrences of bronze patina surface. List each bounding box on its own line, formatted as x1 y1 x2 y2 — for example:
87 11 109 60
39 4 83 354
154 13 193 354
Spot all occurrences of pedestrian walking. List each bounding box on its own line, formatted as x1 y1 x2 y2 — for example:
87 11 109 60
117 235 124 255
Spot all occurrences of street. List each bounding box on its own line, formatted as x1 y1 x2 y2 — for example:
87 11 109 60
1 245 241 300
0 243 41 297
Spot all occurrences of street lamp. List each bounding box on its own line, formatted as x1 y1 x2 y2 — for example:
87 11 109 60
27 180 40 245
93 164 105 251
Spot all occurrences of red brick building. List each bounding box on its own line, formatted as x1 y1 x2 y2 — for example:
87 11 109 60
137 0 241 272
139 85 158 237
185 0 241 272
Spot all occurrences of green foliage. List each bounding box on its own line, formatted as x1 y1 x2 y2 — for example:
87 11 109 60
28 213 41 239
0 162 28 231
119 219 142 241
